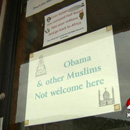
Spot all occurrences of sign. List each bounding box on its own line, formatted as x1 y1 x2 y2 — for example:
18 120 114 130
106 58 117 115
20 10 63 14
44 0 87 46
25 26 121 126
26 0 64 17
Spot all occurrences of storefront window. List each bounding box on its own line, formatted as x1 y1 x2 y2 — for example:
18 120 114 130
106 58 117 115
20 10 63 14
1 0 130 130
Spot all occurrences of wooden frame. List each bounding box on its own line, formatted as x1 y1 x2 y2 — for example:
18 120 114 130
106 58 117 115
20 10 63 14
0 0 22 129
0 0 7 46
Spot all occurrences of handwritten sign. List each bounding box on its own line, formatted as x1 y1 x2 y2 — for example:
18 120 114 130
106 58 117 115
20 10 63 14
44 0 87 46
25 26 121 126
26 0 64 17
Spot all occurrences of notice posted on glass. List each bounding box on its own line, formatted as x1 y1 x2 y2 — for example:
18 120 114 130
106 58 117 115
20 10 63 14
44 0 87 46
25 26 121 126
26 0 64 17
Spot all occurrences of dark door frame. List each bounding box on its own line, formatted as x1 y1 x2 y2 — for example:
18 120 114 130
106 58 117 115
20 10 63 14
0 0 22 129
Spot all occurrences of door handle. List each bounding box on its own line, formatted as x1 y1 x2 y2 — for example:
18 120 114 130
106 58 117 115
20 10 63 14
0 93 5 100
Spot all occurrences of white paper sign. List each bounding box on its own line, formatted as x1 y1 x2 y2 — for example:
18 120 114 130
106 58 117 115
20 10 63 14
44 0 87 46
25 26 121 126
26 0 64 17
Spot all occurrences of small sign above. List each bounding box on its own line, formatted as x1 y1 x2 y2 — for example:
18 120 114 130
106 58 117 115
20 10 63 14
26 0 64 17
43 0 87 46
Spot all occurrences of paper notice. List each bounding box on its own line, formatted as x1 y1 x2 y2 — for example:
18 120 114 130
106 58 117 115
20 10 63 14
25 26 121 126
43 0 87 46
26 0 64 17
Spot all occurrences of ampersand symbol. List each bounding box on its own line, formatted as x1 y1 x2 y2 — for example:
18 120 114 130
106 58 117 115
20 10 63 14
37 81 43 87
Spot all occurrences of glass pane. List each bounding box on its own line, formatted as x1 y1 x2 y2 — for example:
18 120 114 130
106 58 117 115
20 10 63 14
10 0 130 129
